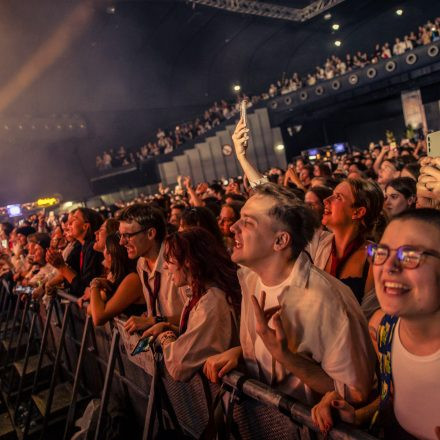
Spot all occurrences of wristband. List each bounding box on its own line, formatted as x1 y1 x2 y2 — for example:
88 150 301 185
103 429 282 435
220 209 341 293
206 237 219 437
249 176 269 189
158 330 176 346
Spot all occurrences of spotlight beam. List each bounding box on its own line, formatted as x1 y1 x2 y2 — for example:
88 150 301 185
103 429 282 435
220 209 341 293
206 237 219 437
0 0 95 114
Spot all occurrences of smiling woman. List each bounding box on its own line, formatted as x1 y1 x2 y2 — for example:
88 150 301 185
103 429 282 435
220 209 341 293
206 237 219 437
318 178 384 303
312 208 440 440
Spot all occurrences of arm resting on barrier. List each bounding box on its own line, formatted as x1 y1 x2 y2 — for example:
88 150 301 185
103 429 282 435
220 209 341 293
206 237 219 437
204 346 243 384
89 273 145 326
311 390 380 433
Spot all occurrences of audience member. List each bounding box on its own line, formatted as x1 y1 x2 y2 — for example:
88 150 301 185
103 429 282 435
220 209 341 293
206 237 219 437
88 234 145 326
311 209 440 440
141 228 241 381
117 204 185 334
384 177 416 218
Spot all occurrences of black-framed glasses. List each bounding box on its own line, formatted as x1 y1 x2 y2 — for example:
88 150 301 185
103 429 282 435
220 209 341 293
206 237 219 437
366 243 440 269
116 228 147 241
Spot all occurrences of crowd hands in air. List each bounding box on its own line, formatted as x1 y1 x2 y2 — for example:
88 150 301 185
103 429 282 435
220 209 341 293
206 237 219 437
96 16 440 171
2 117 440 438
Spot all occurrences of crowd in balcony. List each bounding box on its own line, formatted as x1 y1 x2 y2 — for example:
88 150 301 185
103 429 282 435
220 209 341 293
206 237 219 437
267 16 440 96
95 16 440 171
95 97 257 171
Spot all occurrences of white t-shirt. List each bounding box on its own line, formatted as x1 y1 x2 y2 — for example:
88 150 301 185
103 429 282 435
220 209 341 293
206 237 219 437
392 319 440 440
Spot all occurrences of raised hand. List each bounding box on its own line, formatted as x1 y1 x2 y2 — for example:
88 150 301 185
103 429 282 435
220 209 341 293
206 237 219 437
232 117 250 158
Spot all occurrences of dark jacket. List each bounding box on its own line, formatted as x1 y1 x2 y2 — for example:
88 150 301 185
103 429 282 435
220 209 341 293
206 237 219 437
69 240 103 297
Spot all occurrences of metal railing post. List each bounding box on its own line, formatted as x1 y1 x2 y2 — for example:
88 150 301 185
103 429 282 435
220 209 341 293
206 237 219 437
94 328 119 440
13 300 40 421
62 314 92 440
21 296 55 438
38 300 72 440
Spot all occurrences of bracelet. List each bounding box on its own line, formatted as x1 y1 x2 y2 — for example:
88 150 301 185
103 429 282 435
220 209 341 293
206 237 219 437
158 330 176 346
249 176 269 189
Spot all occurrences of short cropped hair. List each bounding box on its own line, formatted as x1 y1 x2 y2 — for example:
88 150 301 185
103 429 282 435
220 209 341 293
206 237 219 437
253 183 319 259
117 203 166 243
392 208 440 230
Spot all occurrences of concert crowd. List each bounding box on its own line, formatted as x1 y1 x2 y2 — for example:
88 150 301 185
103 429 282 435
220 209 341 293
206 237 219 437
2 116 440 439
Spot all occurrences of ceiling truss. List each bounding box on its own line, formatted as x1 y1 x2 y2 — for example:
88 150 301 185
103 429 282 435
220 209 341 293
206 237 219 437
188 0 346 22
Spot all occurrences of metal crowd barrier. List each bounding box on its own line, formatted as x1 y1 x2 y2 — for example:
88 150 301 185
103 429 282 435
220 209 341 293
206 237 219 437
0 283 378 440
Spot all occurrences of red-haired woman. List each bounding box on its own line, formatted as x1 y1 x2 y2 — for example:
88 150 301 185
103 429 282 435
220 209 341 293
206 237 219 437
141 227 241 381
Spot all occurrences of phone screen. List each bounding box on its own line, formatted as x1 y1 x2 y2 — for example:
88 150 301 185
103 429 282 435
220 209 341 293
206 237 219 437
240 100 248 127
1 240 7 248
131 336 153 356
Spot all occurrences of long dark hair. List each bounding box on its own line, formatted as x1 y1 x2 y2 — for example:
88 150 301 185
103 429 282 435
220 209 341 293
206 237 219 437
164 227 241 316
105 234 137 286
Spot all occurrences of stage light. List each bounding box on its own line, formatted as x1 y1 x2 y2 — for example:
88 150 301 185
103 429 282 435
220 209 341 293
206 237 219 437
275 144 285 151
332 23 340 31
7 205 21 217
233 84 241 92
396 9 403 16
106 5 116 14
324 13 332 20
334 40 341 47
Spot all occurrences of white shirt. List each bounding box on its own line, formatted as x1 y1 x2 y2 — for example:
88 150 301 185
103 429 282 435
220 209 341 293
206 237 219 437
392 319 440 440
306 228 333 270
239 251 376 406
163 287 239 382
136 244 185 319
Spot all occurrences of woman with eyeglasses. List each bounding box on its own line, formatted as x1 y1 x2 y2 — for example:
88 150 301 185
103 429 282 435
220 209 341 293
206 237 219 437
311 208 440 440
140 227 241 381
88 234 145 326
314 178 385 304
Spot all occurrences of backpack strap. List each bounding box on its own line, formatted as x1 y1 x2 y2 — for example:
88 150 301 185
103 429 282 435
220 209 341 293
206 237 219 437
370 314 398 432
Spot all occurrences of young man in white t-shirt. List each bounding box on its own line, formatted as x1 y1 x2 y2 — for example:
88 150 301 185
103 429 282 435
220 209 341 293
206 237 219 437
203 118 375 409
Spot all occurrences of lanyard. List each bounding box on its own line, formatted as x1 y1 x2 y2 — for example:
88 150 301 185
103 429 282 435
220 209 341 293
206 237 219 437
330 235 364 278
179 295 200 335
142 271 161 316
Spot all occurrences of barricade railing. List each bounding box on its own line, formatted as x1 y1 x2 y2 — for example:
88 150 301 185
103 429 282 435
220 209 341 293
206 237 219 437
0 285 379 440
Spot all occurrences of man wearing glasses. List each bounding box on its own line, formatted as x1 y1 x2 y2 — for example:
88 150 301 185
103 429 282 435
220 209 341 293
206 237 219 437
118 204 184 334
312 208 440 439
